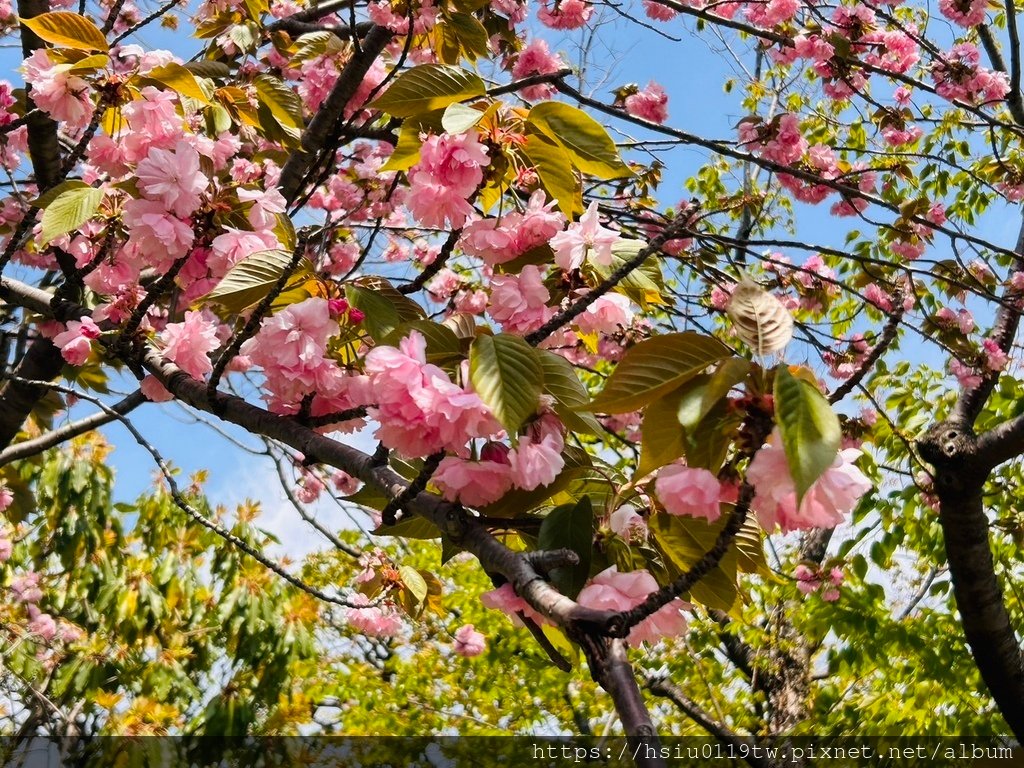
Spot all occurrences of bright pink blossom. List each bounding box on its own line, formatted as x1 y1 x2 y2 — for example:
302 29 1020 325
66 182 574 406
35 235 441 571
625 82 669 124
27 605 57 642
576 567 689 647
433 456 513 507
488 265 552 333
406 131 488 228
538 0 593 29
53 317 101 366
21 50 93 128
508 414 565 490
512 40 564 101
346 594 403 637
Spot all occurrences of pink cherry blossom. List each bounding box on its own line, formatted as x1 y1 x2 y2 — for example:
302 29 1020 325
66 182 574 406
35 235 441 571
625 82 669 124
747 429 872 532
982 338 1009 371
11 572 42 603
938 0 987 26
363 331 501 458
550 202 619 271
346 594 403 637
27 605 57 642
655 464 722 521
122 199 195 272
512 39 565 101
452 624 487 657
508 414 565 490
575 293 634 336
0 536 11 562
538 0 593 29
488 265 553 333
159 311 219 379
609 505 647 542
576 566 689 647
406 131 488 228
135 141 209 217
21 50 93 128
643 0 677 20
433 456 513 507
480 582 547 626
53 317 101 366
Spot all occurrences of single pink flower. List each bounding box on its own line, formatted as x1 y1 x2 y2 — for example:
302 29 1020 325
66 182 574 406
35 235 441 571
452 624 487 657
433 456 513 507
159 311 219 379
655 464 722 521
576 566 689 647
135 140 209 217
53 317 101 366
550 202 619 271
480 582 547 626
624 82 669 124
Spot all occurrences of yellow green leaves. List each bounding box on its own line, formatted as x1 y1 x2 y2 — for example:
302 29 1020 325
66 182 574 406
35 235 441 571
589 332 732 414
469 333 544 434
536 350 602 435
21 12 107 52
369 64 486 118
774 365 841 503
142 62 213 105
522 133 582 217
252 74 304 143
526 102 632 180
34 181 104 246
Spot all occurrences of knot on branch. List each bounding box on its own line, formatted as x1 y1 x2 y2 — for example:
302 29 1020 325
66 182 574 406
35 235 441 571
918 421 986 497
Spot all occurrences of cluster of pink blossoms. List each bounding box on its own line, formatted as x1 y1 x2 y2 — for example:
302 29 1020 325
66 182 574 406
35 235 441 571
480 567 688 647
240 297 368 421
432 414 566 507
460 190 565 267
655 465 723 521
537 0 593 29
364 331 501 458
937 0 987 27
488 265 554 334
406 131 489 228
747 430 872 533
624 82 669 124
932 44 1010 104
511 40 565 101
452 624 487 657
794 564 844 601
738 114 807 166
21 50 94 130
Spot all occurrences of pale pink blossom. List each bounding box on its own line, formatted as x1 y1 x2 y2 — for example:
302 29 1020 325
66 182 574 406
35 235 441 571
488 265 552 333
21 50 93 128
433 456 513 507
141 375 174 402
0 536 11 562
122 199 195 271
575 293 634 335
135 141 209 217
508 414 565 490
452 624 487 657
655 464 722 521
11 573 42 604
346 594 403 637
159 311 218 379
982 338 1009 371
576 566 688 647
747 429 872 532
550 202 619 270
480 582 546 626
609 505 647 542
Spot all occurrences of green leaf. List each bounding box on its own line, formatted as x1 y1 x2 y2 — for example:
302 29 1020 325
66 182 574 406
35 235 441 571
522 131 582 217
143 62 213 104
291 30 344 64
380 120 424 171
253 74 304 134
382 320 462 368
774 365 841 503
40 185 103 246
589 239 664 309
649 513 738 612
682 397 739 472
537 497 594 599
201 249 314 314
368 64 486 117
589 332 732 414
526 101 632 179
676 357 750 433
446 13 490 60
21 12 108 51
399 565 428 604
32 179 88 209
371 515 441 540
637 387 687 479
470 334 544 434
346 276 425 341
536 350 602 435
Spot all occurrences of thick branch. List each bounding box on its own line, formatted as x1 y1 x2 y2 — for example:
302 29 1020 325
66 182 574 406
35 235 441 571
278 25 393 204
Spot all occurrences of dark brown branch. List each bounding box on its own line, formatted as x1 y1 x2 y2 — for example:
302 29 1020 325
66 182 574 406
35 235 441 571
279 25 393 204
647 675 781 768
0 390 146 466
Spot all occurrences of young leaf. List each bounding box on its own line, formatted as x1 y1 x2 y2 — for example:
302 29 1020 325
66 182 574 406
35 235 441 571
649 513 738 612
537 497 594 599
773 365 841 502
40 185 103 246
589 332 731 414
142 62 213 105
676 357 750 433
636 386 688 479
21 12 108 52
536 350 602 435
521 131 582 217
469 333 544 434
368 64 485 117
201 249 315 314
726 275 794 356
526 101 632 179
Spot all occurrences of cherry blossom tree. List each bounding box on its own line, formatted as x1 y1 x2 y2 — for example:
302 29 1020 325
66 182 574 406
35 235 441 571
0 0 1022 760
